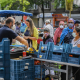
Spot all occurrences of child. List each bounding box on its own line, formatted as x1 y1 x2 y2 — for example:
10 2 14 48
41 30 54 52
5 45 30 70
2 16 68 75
43 28 53 44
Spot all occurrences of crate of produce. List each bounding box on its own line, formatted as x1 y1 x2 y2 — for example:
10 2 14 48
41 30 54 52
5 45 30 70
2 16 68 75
0 67 4 79
24 70 34 80
10 59 34 72
35 65 45 79
24 59 34 70
48 43 67 62
38 41 51 59
0 54 4 67
48 52 66 62
10 59 25 72
49 42 66 53
4 73 10 80
67 46 80 64
11 70 34 80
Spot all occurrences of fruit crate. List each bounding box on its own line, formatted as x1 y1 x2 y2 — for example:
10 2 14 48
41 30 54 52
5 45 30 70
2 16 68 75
11 70 34 80
67 46 80 64
35 65 45 79
0 67 4 79
48 43 67 62
10 59 34 72
48 52 66 62
38 41 51 59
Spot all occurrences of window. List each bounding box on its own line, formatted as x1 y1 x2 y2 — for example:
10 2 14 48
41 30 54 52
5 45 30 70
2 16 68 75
44 1 50 9
29 4 38 10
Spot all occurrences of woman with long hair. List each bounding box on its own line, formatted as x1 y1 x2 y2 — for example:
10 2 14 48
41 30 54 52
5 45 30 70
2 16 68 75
23 18 38 50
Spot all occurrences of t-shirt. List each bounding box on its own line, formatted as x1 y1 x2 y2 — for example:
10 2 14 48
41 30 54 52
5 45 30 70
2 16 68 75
0 25 18 44
71 38 80 47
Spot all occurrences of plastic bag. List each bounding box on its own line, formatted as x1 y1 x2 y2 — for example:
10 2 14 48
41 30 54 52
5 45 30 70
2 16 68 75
45 69 55 76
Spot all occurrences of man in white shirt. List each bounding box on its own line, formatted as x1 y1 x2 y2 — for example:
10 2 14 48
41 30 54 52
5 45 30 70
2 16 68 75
44 20 53 38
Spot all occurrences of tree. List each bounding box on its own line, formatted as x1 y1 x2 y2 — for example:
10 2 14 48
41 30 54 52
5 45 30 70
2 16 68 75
28 0 53 23
53 0 79 9
53 0 65 9
0 0 30 11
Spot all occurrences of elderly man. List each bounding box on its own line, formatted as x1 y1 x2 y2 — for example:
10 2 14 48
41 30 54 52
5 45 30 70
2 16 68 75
0 17 28 48
44 20 53 38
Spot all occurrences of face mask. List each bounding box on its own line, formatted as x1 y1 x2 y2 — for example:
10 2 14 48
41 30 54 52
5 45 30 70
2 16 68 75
72 32 77 37
60 25 64 29
44 33 49 37
68 23 74 28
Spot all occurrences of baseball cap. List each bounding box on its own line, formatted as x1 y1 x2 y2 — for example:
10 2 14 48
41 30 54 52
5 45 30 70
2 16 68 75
74 20 80 24
45 20 50 23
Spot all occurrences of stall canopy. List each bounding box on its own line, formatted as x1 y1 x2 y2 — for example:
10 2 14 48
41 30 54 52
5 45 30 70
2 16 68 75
0 10 33 17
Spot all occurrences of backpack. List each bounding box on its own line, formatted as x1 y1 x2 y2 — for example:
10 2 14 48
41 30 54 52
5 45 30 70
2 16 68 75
63 31 74 44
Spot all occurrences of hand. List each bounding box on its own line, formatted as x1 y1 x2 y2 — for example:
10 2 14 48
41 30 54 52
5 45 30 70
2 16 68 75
23 36 29 40
77 44 80 48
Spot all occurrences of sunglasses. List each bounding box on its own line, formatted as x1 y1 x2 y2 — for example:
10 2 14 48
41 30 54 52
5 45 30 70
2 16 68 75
68 22 74 23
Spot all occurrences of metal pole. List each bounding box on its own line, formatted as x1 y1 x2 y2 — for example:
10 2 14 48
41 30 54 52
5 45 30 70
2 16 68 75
69 10 71 18
22 0 23 20
41 61 42 80
66 65 68 80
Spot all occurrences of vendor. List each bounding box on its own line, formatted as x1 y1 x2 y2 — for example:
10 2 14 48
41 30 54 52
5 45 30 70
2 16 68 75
23 18 38 50
0 17 28 48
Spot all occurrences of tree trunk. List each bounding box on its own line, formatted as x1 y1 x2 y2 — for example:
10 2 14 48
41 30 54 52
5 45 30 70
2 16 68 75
22 0 23 20
42 1 44 25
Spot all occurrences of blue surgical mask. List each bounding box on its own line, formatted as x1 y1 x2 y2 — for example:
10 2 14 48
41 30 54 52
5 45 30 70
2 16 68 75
72 32 77 37
68 23 74 28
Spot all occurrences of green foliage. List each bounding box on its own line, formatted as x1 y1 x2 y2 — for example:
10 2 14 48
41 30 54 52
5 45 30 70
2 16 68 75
0 0 30 11
53 0 65 9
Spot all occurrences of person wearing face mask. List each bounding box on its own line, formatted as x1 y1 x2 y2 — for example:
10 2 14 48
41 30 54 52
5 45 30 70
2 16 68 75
54 21 64 45
71 26 80 80
0 17 29 48
60 18 74 44
60 18 74 80
72 26 80 47
43 28 54 80
43 28 53 44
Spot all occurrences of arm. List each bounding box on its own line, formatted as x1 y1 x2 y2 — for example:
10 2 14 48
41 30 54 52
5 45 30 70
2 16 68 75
15 36 29 48
54 29 58 45
28 36 37 40
24 27 38 40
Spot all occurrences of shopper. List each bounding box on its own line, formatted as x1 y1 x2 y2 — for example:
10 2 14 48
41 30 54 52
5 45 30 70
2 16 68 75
49 19 53 27
74 20 80 28
44 20 53 38
72 26 80 47
43 28 54 80
71 26 80 80
60 18 74 44
20 20 27 33
60 18 74 80
0 17 28 48
11 18 16 32
15 22 22 36
43 28 53 44
23 18 38 50
54 21 64 45
0 20 5 28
